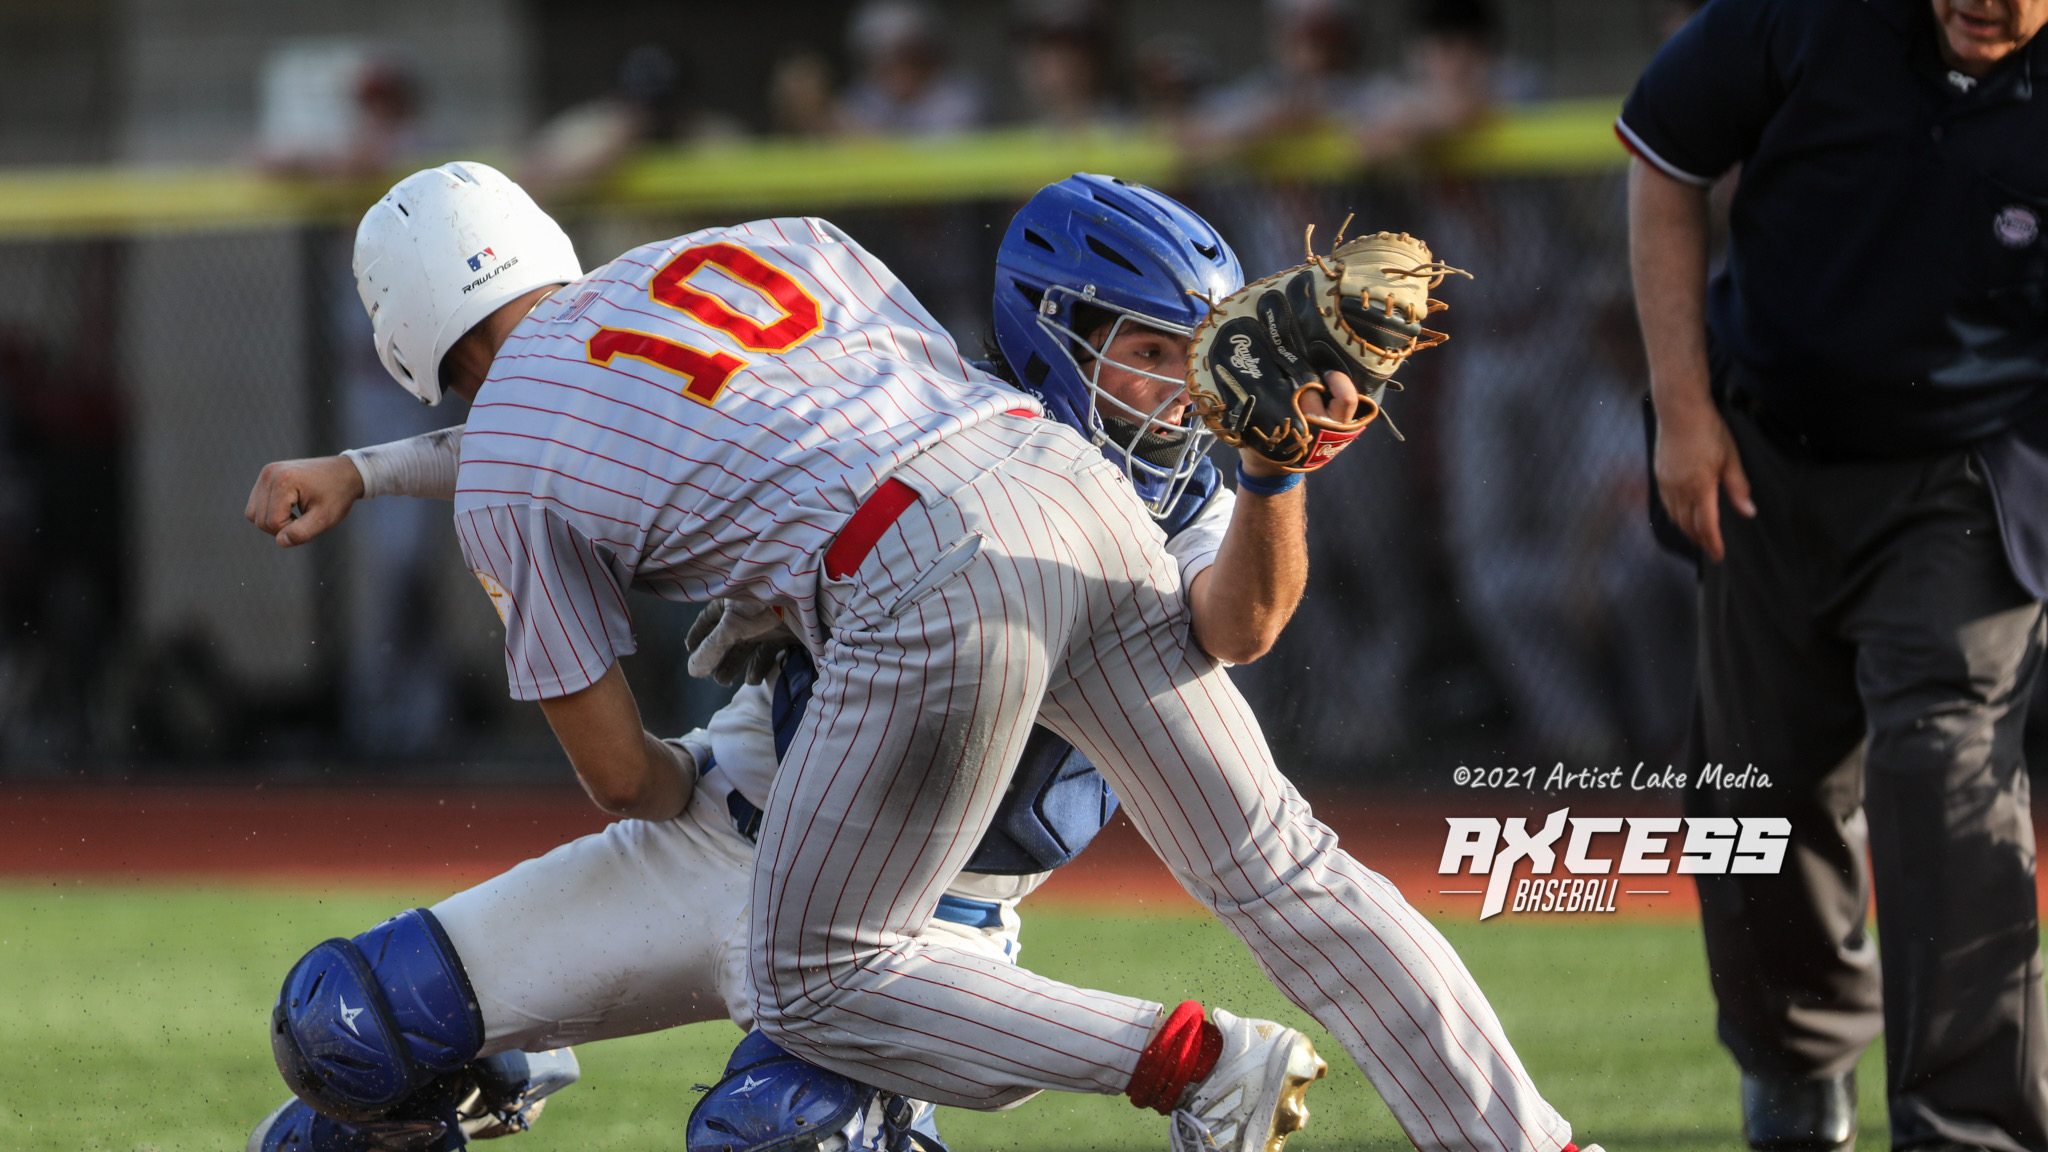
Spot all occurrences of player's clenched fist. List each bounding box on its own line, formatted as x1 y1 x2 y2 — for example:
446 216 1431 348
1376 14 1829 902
244 455 365 547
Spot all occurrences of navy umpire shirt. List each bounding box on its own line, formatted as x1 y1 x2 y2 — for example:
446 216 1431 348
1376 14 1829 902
1618 0 2048 459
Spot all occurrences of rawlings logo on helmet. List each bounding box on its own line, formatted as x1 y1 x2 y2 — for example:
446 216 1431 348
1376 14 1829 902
460 255 520 295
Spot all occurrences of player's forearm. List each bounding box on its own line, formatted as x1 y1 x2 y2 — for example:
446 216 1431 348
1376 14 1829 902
1189 483 1307 665
539 663 695 820
570 729 694 821
1629 159 1715 423
342 425 466 500
612 730 695 820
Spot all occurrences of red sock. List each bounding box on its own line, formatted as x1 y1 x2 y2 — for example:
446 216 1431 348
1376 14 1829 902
1127 1000 1225 1114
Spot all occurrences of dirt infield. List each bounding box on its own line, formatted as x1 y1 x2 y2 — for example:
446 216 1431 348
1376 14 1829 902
0 782 1723 919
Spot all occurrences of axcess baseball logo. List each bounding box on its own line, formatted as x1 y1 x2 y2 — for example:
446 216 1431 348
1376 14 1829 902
1439 808 1789 920
466 247 497 272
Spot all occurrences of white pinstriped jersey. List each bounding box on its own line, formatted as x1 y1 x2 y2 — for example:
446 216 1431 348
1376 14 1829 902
452 218 1038 700
702 483 1234 816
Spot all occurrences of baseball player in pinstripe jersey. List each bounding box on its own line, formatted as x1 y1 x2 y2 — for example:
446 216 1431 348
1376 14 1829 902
247 162 1600 1152
241 175 1238 1152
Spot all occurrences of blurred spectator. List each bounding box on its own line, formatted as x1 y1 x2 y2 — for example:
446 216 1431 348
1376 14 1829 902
824 0 988 349
1652 0 1708 41
1442 288 1693 761
1352 0 1541 164
1187 0 1375 159
0 248 127 765
1229 425 1430 770
834 0 986 136
257 42 425 178
522 44 744 198
769 47 838 137
1133 32 1216 125
1191 0 1537 171
324 237 466 758
1430 182 1693 764
1013 0 1127 130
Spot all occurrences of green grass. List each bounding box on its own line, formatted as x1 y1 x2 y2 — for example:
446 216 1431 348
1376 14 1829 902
0 882 1889 1151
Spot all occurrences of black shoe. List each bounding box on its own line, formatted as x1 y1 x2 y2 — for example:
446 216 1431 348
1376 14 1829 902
1740 1070 1856 1152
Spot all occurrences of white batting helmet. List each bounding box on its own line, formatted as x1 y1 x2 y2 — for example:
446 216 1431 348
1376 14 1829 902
353 162 582 405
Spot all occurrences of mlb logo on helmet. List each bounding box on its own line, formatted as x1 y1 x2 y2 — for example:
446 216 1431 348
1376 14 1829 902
466 247 497 272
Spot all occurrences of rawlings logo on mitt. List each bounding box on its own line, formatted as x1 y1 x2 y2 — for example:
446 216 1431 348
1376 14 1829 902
1188 223 1468 473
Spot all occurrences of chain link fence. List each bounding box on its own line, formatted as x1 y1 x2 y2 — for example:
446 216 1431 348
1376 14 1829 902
0 171 1714 780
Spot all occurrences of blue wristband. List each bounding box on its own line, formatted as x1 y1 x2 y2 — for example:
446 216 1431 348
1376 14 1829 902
1235 465 1303 497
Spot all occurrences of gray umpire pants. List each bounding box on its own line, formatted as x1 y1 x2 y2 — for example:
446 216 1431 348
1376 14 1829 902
1688 403 2048 1152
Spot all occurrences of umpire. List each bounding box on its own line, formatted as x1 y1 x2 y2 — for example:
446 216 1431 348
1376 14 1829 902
1622 1 2048 1150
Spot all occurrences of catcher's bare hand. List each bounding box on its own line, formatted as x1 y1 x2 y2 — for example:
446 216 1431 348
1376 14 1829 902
1653 396 1755 563
245 455 366 548
1241 370 1360 480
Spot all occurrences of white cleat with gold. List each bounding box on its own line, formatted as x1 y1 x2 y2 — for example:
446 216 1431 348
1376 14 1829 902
1169 1008 1328 1152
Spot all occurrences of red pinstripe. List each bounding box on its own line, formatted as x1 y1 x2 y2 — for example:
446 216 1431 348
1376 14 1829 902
1040 483 1513 1142
1064 583 1489 1145
503 509 595 693
476 508 563 696
475 381 821 485
456 512 537 700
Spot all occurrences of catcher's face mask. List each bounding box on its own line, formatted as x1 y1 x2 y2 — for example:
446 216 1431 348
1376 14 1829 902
1036 283 1214 518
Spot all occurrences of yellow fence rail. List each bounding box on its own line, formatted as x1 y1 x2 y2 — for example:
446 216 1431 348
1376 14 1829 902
0 98 1624 241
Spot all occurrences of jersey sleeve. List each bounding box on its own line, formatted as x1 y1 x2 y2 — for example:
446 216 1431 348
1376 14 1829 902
1163 484 1234 589
455 501 637 700
1616 0 1785 185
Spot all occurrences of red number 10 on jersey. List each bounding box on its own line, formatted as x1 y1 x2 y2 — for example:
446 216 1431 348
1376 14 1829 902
585 242 825 406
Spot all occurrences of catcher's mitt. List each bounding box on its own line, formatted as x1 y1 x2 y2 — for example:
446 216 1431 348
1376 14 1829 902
1187 224 1468 473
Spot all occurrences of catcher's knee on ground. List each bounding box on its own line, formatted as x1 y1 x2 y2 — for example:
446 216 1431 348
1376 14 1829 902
270 907 488 1122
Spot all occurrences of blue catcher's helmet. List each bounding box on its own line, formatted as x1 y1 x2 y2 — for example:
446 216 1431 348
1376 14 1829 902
992 173 1243 517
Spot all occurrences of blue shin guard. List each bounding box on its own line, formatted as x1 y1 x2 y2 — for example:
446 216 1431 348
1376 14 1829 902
270 908 486 1123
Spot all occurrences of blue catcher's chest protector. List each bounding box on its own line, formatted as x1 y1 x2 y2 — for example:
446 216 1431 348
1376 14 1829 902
773 649 1117 875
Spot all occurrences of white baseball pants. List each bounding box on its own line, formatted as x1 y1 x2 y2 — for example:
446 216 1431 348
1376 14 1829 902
750 413 1573 1152
431 758 1033 1055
